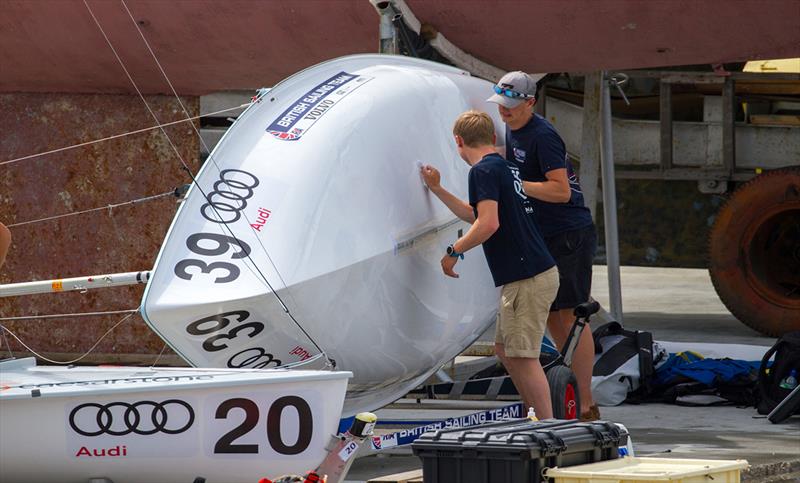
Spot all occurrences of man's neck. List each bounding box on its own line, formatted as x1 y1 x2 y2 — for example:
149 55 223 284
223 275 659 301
466 146 499 166
507 111 534 131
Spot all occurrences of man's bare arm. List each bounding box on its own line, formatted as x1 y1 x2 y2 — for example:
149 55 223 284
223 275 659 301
421 165 476 223
453 199 499 253
522 167 571 203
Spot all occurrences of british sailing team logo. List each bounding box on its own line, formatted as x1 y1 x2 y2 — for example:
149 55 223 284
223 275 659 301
69 399 195 437
266 71 372 141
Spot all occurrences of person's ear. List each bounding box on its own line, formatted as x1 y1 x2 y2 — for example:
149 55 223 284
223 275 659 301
454 135 464 148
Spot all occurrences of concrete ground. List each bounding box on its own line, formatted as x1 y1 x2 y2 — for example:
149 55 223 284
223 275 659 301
346 266 799 482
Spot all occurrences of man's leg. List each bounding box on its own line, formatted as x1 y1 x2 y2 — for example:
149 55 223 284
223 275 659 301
496 343 553 419
547 309 595 414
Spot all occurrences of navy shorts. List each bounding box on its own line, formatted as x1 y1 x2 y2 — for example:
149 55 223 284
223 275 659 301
544 224 597 312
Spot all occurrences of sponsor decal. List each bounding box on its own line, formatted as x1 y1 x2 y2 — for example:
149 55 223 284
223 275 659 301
370 403 522 450
371 433 398 450
8 374 213 391
289 345 312 361
513 147 526 163
67 397 199 459
75 445 128 458
250 207 272 232
200 169 260 225
69 400 195 437
66 395 316 459
266 71 372 141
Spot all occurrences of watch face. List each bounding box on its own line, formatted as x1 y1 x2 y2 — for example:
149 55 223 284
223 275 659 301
447 245 454 255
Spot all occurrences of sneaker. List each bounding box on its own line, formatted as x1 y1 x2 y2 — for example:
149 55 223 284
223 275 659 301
579 404 601 422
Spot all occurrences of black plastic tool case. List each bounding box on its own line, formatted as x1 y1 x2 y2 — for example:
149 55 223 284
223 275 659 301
411 419 627 483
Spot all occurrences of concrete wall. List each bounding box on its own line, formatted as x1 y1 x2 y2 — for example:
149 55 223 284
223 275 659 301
0 93 199 363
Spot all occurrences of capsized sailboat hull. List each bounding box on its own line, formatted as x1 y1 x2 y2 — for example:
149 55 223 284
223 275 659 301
140 55 503 415
0 358 350 482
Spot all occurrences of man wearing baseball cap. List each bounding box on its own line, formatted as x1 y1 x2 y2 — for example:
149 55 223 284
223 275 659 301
488 71 600 421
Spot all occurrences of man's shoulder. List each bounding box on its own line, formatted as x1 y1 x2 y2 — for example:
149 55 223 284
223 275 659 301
531 114 561 137
511 115 557 142
471 156 507 178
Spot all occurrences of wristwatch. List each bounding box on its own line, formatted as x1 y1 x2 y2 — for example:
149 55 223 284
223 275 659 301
446 244 464 259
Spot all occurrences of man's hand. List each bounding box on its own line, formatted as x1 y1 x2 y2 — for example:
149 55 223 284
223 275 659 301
441 253 459 278
421 165 441 190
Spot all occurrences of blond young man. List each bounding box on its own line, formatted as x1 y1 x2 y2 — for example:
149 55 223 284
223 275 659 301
421 110 559 418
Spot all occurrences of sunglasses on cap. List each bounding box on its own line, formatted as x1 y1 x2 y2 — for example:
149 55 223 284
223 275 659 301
493 85 534 99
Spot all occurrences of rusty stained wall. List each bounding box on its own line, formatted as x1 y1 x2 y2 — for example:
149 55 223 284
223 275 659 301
0 93 199 363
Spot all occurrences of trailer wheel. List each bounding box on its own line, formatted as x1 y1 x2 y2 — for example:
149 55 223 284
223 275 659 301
709 167 800 336
546 365 580 420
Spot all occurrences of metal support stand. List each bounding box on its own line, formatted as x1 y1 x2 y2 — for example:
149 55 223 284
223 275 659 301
579 72 602 221
374 1 398 54
600 72 623 323
314 412 377 482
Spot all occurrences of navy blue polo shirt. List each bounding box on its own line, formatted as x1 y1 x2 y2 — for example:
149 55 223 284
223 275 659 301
468 153 555 287
505 114 593 237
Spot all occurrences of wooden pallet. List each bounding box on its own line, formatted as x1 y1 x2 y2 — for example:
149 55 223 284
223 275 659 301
367 468 423 483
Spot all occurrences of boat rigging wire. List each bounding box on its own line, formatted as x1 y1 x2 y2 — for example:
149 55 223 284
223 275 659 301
149 342 169 368
0 309 139 322
0 311 135 365
82 0 200 179
118 0 302 321
0 104 249 168
0 326 11 359
81 0 329 365
7 190 176 228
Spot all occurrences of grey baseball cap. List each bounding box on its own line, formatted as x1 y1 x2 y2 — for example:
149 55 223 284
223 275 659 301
486 71 541 108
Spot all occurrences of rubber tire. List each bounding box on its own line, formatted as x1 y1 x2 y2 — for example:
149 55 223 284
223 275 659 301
709 167 800 336
546 365 581 420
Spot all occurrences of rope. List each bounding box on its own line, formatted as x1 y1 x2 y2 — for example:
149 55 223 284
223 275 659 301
0 104 249 168
121 0 217 161
0 309 138 322
76 1 330 366
0 322 12 358
0 311 135 364
83 0 199 180
7 191 174 228
149 343 169 368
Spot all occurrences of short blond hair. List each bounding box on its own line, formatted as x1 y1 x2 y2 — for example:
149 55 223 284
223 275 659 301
453 110 495 147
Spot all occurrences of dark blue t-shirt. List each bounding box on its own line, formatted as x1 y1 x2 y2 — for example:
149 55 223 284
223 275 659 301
468 153 555 287
506 114 593 237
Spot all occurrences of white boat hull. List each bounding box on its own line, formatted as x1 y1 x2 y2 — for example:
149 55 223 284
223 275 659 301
141 54 503 415
0 358 350 482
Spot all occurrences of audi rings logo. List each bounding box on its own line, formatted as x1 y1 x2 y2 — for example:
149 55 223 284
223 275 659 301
200 169 260 224
69 400 195 437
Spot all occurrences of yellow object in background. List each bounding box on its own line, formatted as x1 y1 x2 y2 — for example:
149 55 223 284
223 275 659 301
743 58 800 73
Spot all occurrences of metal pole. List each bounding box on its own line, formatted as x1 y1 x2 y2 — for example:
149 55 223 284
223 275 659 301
600 72 623 323
374 1 398 54
0 271 150 297
579 71 602 221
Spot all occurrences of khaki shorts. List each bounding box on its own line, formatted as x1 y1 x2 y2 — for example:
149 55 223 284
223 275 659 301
495 266 559 358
